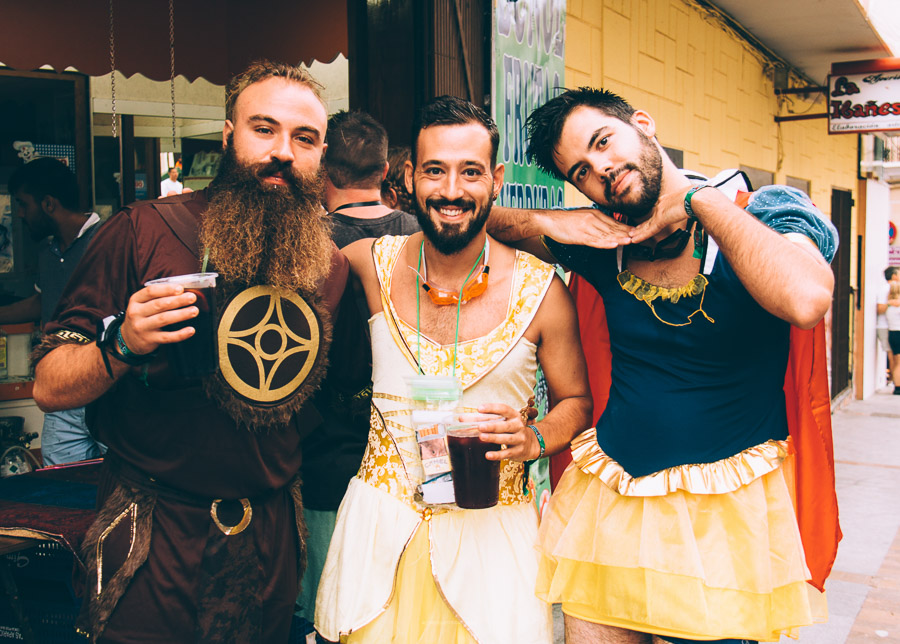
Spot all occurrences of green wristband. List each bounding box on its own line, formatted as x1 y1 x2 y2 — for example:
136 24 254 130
684 184 713 219
528 424 545 459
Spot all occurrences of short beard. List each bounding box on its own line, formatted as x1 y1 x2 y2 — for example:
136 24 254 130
413 194 492 256
201 142 333 294
604 132 663 221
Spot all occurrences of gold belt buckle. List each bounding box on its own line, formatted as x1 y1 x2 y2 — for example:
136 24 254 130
210 498 252 535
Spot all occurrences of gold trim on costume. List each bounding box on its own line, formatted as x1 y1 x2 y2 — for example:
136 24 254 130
618 270 715 327
96 503 137 596
218 285 321 403
372 236 554 390
360 400 530 511
52 329 92 343
571 427 790 497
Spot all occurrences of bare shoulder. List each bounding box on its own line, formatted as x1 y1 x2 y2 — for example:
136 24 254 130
341 238 377 276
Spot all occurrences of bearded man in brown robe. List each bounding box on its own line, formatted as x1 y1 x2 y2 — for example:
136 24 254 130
32 60 369 643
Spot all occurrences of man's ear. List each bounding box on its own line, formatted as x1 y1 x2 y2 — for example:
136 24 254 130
630 111 656 139
41 195 57 216
222 120 234 149
382 161 390 182
404 160 415 194
491 164 505 200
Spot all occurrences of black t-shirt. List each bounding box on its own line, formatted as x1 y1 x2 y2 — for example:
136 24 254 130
329 209 420 249
301 209 421 510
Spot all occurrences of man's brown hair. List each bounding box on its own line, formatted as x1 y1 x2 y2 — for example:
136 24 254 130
225 59 325 122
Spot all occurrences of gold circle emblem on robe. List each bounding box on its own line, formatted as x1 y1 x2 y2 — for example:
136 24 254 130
217 285 322 404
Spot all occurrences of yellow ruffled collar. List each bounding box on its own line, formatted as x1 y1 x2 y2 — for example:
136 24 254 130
617 270 714 327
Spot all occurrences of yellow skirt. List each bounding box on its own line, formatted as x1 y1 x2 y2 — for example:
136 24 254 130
536 453 827 642
345 523 475 644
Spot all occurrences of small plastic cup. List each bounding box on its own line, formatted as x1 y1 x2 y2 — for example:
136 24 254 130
144 273 218 378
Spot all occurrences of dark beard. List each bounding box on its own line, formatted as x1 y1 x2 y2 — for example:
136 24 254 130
202 142 333 294
413 195 492 256
603 132 663 221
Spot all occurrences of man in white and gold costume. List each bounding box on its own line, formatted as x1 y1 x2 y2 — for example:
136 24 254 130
315 96 592 643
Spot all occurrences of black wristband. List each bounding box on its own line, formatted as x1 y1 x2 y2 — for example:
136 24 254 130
96 312 156 377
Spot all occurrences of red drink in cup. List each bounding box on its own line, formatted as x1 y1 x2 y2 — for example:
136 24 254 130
447 414 502 509
144 273 218 379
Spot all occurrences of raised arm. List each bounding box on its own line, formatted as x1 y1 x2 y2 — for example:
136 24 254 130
489 205 633 262
632 186 836 329
33 284 199 411
478 275 592 460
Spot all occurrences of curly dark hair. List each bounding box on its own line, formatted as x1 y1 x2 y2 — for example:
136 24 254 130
525 87 636 181
410 96 499 168
381 146 413 213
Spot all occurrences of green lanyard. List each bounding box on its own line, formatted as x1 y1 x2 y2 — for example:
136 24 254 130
415 239 486 378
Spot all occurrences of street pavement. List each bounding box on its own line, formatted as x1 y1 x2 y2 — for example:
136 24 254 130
551 386 900 643
782 385 900 644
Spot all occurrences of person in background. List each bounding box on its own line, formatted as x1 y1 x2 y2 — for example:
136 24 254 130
381 145 414 213
877 266 899 384
159 166 184 197
884 273 900 394
2 157 104 465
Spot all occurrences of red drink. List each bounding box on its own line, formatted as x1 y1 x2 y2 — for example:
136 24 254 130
447 429 501 509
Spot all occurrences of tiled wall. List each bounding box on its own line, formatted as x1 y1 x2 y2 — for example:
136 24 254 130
563 0 858 218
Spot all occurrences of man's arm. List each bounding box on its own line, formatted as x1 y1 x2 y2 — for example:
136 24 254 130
632 187 834 329
488 205 632 262
33 284 199 411
0 293 41 324
478 276 592 460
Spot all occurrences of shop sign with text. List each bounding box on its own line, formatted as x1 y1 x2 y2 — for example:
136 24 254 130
492 0 565 208
828 59 900 134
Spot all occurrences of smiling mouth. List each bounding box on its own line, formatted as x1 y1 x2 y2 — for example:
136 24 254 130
436 206 467 218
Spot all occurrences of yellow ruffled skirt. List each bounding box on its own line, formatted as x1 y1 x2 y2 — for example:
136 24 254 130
536 446 827 642
345 524 475 644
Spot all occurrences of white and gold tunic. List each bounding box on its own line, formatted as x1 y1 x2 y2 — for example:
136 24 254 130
315 236 556 644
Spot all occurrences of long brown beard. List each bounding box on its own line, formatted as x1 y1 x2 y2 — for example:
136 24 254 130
201 144 334 294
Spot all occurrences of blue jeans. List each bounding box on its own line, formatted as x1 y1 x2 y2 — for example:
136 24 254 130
41 407 106 466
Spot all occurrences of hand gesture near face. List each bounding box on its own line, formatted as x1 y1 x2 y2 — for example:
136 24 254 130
546 208 634 249
628 185 694 245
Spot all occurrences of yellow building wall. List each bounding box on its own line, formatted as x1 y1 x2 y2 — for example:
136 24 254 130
563 0 859 220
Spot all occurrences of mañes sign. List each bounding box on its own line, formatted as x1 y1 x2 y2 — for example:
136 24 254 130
828 58 900 134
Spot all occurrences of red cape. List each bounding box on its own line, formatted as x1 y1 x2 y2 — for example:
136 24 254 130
554 271 841 591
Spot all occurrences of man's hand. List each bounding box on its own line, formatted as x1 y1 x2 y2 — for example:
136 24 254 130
628 185 692 245
539 208 634 248
473 403 541 462
119 284 199 355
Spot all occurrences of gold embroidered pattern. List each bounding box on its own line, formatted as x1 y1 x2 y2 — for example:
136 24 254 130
571 426 791 497
373 236 554 389
618 270 715 327
52 329 92 344
360 400 530 510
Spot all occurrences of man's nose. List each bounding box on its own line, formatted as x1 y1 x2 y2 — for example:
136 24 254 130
270 134 295 164
440 172 465 200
